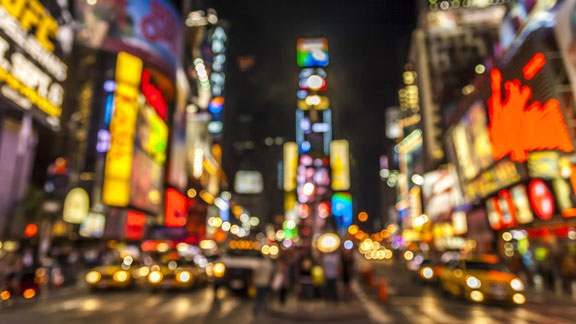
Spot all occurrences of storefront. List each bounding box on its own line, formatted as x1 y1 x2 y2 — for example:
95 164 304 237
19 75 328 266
64 0 184 241
446 24 576 281
0 0 72 238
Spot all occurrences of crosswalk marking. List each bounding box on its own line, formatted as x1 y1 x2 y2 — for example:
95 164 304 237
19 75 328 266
352 281 394 324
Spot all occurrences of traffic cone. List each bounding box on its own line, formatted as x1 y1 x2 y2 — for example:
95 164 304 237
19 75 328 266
379 280 388 303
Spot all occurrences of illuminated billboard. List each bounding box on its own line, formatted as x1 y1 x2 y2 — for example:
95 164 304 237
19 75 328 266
283 142 298 191
74 0 183 72
234 171 263 194
297 38 329 67
0 0 71 128
331 140 350 191
332 193 353 235
62 188 90 224
103 52 143 207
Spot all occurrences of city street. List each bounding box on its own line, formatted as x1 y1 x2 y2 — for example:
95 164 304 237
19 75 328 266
2 1 576 323
2 262 576 324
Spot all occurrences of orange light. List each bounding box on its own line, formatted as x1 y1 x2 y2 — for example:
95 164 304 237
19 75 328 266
23 289 36 299
1 290 10 300
214 230 227 242
522 52 546 80
488 62 573 163
348 225 359 235
25 224 38 237
358 212 368 222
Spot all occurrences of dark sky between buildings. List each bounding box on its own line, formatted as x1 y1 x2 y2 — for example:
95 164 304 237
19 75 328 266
206 0 417 223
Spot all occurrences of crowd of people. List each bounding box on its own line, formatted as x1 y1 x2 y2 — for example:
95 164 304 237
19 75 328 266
252 248 357 314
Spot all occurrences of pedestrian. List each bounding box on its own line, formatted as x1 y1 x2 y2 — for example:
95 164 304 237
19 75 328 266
298 255 315 306
253 257 273 315
341 249 355 301
322 252 341 302
271 258 290 306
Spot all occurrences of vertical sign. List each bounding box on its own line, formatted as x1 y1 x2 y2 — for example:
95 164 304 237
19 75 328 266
283 142 298 191
331 140 350 191
102 52 143 206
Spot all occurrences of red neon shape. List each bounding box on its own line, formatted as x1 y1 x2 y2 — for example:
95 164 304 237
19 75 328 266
498 189 518 228
488 197 504 230
165 188 187 227
126 210 146 240
528 179 554 220
522 52 546 80
488 62 573 162
141 69 168 120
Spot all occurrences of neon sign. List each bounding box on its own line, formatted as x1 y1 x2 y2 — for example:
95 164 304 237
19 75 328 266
126 210 146 240
528 179 555 220
141 69 167 120
488 52 574 162
103 52 143 207
165 188 187 227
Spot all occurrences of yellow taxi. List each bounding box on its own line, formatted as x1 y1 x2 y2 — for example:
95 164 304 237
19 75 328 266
146 259 207 292
438 255 526 305
85 260 135 290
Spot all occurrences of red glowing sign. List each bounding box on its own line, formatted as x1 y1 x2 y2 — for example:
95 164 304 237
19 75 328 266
25 224 38 238
298 204 310 218
141 69 167 120
488 53 573 162
126 210 146 240
528 179 554 220
318 202 331 218
498 189 518 228
165 188 187 227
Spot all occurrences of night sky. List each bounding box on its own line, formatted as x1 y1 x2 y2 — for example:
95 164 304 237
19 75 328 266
206 0 417 225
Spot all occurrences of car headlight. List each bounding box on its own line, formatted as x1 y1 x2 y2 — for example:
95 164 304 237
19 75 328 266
213 263 226 278
421 267 434 279
470 290 484 302
513 293 525 304
177 271 192 283
148 271 163 283
510 279 524 291
85 271 101 284
113 271 129 283
466 276 481 289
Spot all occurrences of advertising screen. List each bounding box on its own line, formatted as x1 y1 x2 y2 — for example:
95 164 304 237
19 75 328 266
449 101 494 181
74 0 183 72
234 171 264 194
331 140 350 191
297 38 329 67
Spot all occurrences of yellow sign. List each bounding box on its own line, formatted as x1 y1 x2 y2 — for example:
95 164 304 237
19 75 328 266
331 140 350 191
1 0 59 52
283 142 298 191
528 151 559 178
463 160 521 200
0 1 68 122
63 188 90 224
103 52 143 206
